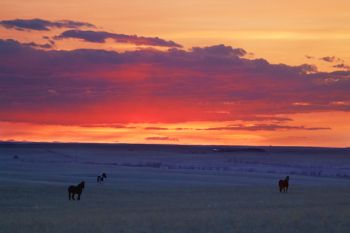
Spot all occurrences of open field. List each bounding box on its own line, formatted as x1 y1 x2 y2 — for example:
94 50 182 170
1 143 349 233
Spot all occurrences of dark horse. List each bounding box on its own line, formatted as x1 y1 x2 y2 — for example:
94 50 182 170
278 176 289 192
68 181 85 200
97 173 107 183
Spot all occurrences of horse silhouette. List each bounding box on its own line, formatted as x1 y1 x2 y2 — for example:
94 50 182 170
278 176 289 192
97 173 107 183
68 181 85 200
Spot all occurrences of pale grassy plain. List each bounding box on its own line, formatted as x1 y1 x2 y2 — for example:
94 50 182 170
0 143 349 233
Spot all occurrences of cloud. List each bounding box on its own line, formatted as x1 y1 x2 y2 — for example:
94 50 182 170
306 55 345 64
54 29 182 48
143 122 329 131
319 56 343 63
305 55 314 59
191 44 246 57
333 63 350 70
174 127 193 130
0 18 95 31
22 41 53 49
79 124 136 129
42 36 55 45
144 127 169 130
145 136 179 141
320 56 336 62
200 124 331 131
0 39 349 125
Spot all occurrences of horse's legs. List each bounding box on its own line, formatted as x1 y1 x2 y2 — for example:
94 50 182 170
72 193 75 200
78 193 81 200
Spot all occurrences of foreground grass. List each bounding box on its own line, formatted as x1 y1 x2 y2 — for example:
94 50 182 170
1 180 349 233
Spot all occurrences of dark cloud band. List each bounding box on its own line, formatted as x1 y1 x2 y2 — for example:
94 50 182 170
0 18 95 31
0 39 349 125
54 29 182 48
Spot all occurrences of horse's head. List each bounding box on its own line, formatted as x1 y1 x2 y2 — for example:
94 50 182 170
102 173 107 179
80 181 85 189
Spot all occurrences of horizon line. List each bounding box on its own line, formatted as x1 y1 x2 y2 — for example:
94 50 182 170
1 140 348 150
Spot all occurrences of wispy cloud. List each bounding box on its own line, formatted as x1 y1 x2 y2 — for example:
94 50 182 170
21 41 53 49
200 124 331 131
79 124 136 129
0 18 95 31
333 63 350 70
54 29 182 47
319 56 343 63
144 127 169 130
145 136 179 141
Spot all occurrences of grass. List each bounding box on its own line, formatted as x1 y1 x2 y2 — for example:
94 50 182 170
1 180 349 233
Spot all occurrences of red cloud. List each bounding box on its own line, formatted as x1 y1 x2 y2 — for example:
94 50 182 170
0 39 349 126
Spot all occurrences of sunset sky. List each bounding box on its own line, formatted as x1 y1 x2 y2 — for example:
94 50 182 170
1 0 349 147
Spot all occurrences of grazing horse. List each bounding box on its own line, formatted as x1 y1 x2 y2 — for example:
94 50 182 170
68 181 85 200
278 176 289 193
97 173 107 183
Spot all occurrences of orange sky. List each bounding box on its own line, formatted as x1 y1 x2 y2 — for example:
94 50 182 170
0 0 349 147
1 0 350 71
2 112 350 147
